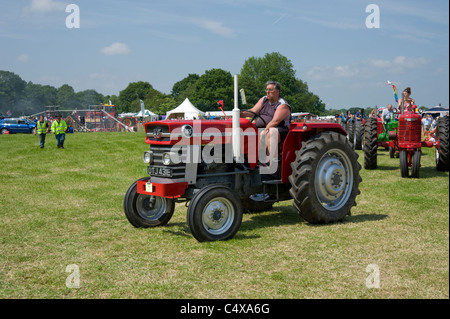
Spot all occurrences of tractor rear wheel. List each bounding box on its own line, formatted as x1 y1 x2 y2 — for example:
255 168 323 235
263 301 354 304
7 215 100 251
289 132 362 224
400 150 409 178
411 150 421 178
354 121 364 150
436 117 449 171
187 185 243 242
364 118 378 169
347 121 355 146
123 178 175 228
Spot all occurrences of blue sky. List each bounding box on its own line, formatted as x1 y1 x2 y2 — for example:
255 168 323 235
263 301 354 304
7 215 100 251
1 0 448 110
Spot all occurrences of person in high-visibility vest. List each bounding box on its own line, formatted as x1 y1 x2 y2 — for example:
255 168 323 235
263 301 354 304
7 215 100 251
51 114 68 149
34 115 49 148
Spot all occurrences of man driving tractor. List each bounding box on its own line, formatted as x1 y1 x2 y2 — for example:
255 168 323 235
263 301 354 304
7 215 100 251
240 81 292 178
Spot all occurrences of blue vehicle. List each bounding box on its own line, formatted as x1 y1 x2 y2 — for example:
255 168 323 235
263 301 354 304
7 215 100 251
0 118 36 134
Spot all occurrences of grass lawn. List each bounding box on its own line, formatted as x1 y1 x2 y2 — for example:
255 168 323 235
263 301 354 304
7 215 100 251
0 131 448 299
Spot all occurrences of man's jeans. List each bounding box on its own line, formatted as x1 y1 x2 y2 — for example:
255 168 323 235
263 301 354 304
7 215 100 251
38 134 46 148
55 133 66 147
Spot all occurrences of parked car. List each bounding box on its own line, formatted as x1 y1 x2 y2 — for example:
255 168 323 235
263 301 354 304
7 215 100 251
0 118 36 134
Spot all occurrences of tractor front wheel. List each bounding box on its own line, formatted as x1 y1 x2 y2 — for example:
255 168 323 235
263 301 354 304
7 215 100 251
289 132 362 224
389 146 395 159
187 185 243 242
411 151 421 179
400 150 409 178
123 178 175 228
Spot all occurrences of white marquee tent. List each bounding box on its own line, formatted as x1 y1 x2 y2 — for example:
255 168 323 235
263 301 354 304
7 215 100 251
136 100 159 120
166 98 204 120
135 109 159 121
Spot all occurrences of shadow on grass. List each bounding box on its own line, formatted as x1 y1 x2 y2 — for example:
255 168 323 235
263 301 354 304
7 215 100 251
306 213 388 228
377 165 448 179
161 207 301 240
163 222 191 238
415 166 449 179
162 207 389 240
367 164 447 179
241 207 302 231
372 165 399 171
162 222 262 240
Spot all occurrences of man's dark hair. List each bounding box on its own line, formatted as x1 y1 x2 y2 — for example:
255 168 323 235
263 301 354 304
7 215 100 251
266 81 281 92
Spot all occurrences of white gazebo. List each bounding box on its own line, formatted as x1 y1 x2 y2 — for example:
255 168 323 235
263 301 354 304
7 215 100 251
135 109 159 121
166 98 204 120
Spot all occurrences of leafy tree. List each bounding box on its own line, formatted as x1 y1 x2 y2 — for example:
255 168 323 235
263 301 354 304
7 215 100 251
75 89 105 107
142 90 177 115
18 82 58 115
239 52 326 114
57 84 79 109
171 73 200 104
104 94 119 106
190 69 234 111
239 53 296 104
126 88 177 115
118 81 153 113
0 71 26 115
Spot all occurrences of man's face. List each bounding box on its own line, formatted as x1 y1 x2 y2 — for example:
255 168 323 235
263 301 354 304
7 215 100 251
266 84 279 101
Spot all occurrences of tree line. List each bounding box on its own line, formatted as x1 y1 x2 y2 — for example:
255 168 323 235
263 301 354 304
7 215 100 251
1 52 326 117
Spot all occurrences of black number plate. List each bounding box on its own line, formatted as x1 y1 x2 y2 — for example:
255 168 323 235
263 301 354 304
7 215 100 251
149 166 173 177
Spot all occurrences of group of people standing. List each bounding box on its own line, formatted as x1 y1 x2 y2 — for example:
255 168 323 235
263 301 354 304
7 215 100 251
34 114 68 149
335 108 363 125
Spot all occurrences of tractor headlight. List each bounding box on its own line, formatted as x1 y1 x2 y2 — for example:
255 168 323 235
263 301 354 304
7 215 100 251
143 151 153 164
162 152 172 166
181 125 193 138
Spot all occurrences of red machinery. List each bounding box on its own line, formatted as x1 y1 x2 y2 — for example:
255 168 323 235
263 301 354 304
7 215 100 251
123 76 363 242
365 106 449 178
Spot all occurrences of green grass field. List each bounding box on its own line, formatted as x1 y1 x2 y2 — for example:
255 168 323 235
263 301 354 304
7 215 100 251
0 131 448 299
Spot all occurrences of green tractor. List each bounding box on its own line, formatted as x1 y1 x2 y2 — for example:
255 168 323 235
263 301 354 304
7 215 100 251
364 115 399 169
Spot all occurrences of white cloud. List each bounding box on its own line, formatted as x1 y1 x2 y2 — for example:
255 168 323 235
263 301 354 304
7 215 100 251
368 56 431 73
100 43 131 56
298 16 361 30
139 9 236 38
190 19 236 38
307 56 431 81
17 54 30 63
306 65 361 81
23 0 67 14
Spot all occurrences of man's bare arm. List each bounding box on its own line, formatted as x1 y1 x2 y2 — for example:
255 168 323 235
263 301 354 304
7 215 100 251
240 97 264 118
266 104 290 129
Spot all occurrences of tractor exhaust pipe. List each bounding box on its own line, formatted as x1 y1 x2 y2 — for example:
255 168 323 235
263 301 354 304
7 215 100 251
232 74 241 162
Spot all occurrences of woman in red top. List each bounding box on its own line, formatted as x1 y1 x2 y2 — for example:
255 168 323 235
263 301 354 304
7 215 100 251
398 87 416 112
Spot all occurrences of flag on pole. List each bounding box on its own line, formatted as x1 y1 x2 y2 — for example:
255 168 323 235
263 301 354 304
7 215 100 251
387 81 398 103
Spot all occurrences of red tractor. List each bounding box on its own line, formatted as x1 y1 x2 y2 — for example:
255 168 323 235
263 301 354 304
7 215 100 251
364 109 449 178
124 78 362 242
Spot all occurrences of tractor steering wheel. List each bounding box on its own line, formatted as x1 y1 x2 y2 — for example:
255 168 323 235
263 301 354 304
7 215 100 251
241 110 268 127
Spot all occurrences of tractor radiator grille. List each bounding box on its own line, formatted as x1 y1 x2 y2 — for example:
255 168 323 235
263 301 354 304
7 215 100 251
148 145 186 179
398 118 421 143
146 125 171 141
